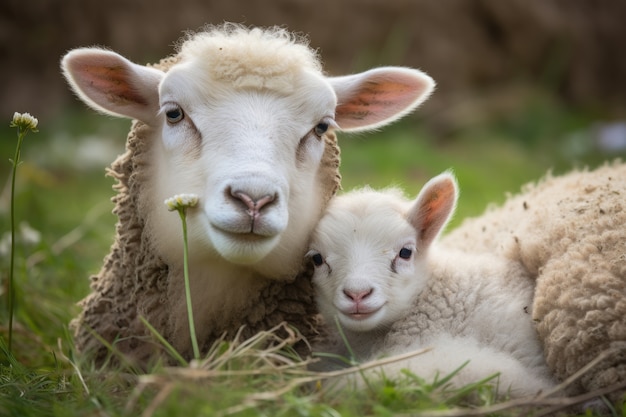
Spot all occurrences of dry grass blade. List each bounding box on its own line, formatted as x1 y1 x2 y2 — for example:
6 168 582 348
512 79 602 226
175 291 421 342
124 326 625 417
160 322 307 378
127 324 434 415
530 381 626 417
389 347 626 417
537 346 623 399
122 323 313 416
393 381 625 417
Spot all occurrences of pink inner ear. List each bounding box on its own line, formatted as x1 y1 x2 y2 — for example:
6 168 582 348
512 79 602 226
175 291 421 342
78 63 148 106
362 79 422 108
337 80 417 120
413 176 457 250
335 69 432 131
422 184 455 229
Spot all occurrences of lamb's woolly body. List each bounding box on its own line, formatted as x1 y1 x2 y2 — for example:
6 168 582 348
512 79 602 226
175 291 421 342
441 162 626 398
375 334 551 396
310 186 554 397
377 249 555 396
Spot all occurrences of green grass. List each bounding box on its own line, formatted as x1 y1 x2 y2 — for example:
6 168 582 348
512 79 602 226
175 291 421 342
1 97 625 416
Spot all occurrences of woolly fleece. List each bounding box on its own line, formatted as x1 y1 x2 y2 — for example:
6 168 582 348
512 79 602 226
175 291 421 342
69 51 341 366
441 161 626 399
178 25 322 94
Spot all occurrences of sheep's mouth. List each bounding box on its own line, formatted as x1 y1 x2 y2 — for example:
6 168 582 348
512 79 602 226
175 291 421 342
224 231 273 242
208 223 281 264
347 312 376 321
342 305 383 321
212 225 278 241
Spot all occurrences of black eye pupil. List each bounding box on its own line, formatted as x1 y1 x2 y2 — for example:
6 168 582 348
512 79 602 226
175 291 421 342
399 248 412 259
166 108 183 123
314 123 329 137
311 253 324 266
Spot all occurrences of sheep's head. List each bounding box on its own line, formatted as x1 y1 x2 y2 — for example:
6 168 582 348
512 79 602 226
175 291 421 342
61 25 435 279
308 173 458 333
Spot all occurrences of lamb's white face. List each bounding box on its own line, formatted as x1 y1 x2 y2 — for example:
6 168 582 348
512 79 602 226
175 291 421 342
151 65 335 275
308 191 431 333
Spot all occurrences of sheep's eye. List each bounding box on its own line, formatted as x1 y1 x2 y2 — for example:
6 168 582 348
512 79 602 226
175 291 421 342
399 247 412 260
311 253 324 267
165 107 184 124
313 122 329 137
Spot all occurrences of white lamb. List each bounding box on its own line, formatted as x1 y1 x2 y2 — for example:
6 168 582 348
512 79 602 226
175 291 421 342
61 24 435 365
308 172 555 397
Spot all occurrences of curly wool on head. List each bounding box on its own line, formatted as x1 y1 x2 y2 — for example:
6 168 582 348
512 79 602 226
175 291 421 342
178 24 322 93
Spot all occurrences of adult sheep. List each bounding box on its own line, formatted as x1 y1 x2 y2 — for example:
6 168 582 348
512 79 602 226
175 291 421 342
61 24 435 366
441 162 626 402
307 173 555 397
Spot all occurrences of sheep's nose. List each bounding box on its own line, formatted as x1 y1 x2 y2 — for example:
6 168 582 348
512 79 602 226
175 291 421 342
343 288 373 303
231 190 276 219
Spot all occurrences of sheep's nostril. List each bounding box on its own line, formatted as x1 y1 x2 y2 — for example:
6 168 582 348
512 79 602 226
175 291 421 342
343 288 374 303
254 194 275 212
231 191 276 219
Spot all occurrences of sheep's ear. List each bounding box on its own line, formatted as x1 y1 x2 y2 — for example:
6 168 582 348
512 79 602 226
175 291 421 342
62 48 163 124
407 172 458 252
329 67 434 132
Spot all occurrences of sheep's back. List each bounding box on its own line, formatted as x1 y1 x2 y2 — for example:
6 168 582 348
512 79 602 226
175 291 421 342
442 161 626 398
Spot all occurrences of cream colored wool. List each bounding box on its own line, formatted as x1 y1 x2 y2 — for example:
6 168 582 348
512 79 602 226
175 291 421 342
178 25 322 94
441 162 626 399
69 51 342 365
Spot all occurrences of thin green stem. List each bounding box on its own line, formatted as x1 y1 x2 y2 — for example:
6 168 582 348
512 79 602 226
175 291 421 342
139 316 188 366
8 128 25 354
179 209 200 361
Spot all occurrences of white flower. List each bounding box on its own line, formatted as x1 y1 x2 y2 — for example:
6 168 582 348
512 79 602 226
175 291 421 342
10 112 38 131
164 193 199 211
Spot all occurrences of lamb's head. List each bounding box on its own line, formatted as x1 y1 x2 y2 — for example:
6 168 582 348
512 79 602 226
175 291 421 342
308 172 458 332
61 25 435 279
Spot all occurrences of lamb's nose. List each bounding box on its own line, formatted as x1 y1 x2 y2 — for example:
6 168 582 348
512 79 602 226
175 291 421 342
343 288 374 303
232 191 276 219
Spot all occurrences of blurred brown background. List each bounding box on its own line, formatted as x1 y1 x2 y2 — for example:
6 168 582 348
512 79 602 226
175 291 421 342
1 0 625 125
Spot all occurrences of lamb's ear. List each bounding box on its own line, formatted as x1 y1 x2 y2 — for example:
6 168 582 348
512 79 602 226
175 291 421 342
61 48 163 124
329 67 434 132
407 172 458 252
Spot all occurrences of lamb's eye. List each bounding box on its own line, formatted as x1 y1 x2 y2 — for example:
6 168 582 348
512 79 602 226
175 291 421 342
398 247 412 259
311 253 324 267
313 122 329 137
165 107 184 124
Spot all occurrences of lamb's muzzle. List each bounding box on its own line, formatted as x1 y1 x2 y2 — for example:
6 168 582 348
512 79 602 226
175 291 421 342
341 286 380 318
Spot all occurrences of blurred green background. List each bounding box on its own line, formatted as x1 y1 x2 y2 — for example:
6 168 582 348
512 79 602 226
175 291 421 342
1 0 626 351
